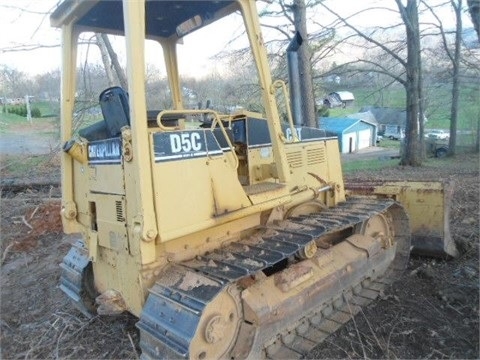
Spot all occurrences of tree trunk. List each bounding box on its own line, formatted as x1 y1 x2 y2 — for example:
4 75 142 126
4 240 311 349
418 48 425 159
467 0 480 41
476 117 480 152
96 34 116 87
397 0 422 166
100 34 128 89
291 0 316 127
448 0 462 156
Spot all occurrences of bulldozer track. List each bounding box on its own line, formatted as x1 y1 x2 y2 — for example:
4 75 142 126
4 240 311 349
261 270 403 359
136 197 411 359
59 197 410 359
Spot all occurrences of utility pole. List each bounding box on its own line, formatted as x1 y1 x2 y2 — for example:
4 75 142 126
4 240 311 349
25 95 32 123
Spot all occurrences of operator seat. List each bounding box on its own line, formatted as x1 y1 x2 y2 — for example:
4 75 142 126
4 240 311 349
99 86 130 137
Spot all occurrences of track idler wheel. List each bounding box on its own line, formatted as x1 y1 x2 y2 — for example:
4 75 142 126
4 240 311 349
189 286 241 360
355 212 394 248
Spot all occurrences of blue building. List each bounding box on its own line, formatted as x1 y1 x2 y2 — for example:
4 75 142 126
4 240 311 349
318 117 378 153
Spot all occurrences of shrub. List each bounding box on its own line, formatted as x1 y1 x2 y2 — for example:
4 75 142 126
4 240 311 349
31 107 41 118
5 105 41 118
18 105 27 117
8 105 27 117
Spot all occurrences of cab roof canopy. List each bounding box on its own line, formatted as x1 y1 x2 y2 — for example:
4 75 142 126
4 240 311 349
50 0 237 39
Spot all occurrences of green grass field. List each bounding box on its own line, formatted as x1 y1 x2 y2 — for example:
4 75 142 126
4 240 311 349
35 101 60 117
0 103 59 135
340 151 479 174
342 158 399 173
0 111 25 123
0 111 32 133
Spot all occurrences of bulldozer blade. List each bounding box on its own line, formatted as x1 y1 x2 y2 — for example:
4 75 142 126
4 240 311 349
346 181 458 258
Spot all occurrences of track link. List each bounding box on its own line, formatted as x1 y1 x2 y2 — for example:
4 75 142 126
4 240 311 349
137 197 411 359
59 238 98 318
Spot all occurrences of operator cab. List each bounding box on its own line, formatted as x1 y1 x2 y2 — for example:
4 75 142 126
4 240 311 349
52 0 298 186
53 0 345 248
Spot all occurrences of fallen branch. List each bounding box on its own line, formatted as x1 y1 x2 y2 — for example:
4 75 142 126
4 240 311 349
29 206 40 220
21 215 33 230
128 332 140 360
446 304 464 315
1 241 18 264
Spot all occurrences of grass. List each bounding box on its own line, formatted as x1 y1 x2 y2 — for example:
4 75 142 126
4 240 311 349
0 111 30 125
377 138 401 149
342 158 400 173
35 101 60 117
1 103 59 123
0 107 59 129
421 151 479 170
0 112 31 133
327 108 356 117
341 150 480 174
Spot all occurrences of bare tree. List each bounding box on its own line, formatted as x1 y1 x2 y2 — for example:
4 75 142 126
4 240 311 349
395 0 423 166
290 0 317 126
0 66 33 98
256 0 331 126
94 33 128 89
463 0 480 152
423 0 463 156
99 34 128 89
34 69 61 101
96 34 116 87
319 1 424 165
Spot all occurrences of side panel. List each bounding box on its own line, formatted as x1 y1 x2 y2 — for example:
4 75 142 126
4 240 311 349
64 136 148 316
71 160 90 231
151 130 251 242
91 193 128 251
324 138 346 203
287 142 328 187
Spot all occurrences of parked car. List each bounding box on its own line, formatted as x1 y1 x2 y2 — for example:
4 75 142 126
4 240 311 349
384 127 405 140
426 129 449 140
425 138 449 158
400 138 449 158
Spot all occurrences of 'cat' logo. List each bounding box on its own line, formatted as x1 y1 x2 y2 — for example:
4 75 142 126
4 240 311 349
285 127 303 141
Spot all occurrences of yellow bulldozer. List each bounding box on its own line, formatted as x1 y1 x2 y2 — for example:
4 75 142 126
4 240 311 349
51 1 457 358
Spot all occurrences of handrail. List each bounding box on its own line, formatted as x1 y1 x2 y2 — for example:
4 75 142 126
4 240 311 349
271 79 299 142
156 109 238 169
210 115 239 170
155 109 187 131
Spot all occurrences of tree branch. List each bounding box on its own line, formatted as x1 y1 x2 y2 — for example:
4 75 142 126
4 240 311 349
318 3 408 68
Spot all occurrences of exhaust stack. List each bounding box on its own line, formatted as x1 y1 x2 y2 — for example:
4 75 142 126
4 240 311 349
287 32 303 126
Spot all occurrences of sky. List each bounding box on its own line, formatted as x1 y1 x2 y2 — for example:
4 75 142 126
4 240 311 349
0 0 247 77
0 1 62 75
0 0 466 77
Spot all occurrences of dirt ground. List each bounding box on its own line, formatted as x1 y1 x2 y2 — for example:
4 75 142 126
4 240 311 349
0 153 478 359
